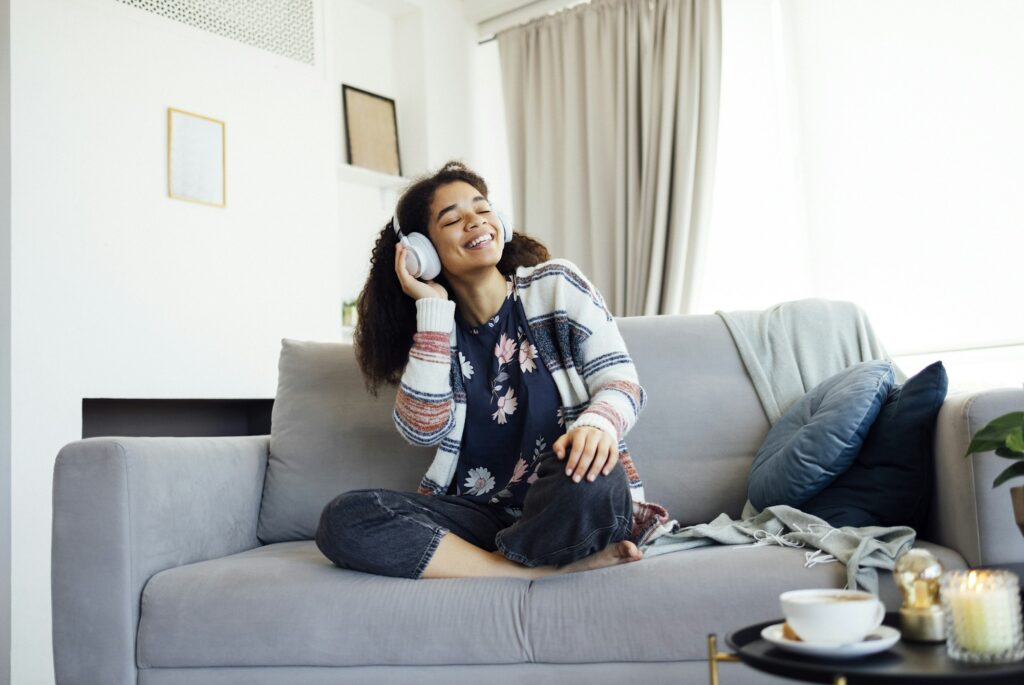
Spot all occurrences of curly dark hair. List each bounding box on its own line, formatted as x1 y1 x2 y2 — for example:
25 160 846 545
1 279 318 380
354 159 551 397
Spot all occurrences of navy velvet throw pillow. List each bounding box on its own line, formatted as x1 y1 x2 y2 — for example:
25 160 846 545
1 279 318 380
747 360 897 511
801 361 948 531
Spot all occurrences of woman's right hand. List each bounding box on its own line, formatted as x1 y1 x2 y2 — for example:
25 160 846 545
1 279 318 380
395 242 448 301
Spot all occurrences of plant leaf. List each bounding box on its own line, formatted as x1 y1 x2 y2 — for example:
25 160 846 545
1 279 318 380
966 436 1008 455
995 446 1024 460
1006 427 1024 453
993 460 1024 488
964 412 1024 457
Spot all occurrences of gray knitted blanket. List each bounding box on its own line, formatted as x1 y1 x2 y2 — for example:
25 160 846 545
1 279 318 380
715 297 906 426
638 505 915 594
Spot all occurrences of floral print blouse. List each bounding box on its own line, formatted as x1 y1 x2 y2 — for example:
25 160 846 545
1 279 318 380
451 273 564 519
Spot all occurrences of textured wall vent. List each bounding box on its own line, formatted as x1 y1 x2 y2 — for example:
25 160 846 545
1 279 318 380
116 0 315 64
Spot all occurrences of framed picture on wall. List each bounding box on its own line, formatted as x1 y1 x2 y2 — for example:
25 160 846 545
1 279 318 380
341 84 402 177
167 107 226 207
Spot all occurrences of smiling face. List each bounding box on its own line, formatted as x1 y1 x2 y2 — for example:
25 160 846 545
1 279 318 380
426 180 503 278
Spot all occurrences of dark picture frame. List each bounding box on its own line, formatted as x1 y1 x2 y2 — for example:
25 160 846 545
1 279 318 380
341 84 402 177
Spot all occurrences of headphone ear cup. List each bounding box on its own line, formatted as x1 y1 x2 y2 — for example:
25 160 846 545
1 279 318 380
493 207 513 243
405 232 441 281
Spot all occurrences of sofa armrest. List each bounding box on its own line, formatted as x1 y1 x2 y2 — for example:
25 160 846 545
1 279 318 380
930 389 1024 568
51 435 268 685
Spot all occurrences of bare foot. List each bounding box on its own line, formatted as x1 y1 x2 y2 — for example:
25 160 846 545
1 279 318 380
555 540 644 575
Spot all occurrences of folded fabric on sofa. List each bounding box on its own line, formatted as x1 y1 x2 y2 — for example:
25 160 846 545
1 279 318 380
714 297 907 426
636 504 915 594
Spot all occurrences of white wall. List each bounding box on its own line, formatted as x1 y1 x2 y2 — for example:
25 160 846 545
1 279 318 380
335 0 510 302
334 0 406 304
8 0 479 682
700 0 1024 391
0 0 11 681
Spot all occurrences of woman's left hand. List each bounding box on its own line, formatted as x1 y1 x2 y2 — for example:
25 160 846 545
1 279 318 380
553 426 619 483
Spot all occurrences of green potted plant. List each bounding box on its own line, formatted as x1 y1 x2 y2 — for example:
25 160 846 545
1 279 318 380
964 410 1024 536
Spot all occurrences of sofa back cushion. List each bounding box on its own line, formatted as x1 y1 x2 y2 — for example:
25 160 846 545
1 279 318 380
616 314 769 523
259 315 769 542
258 339 426 543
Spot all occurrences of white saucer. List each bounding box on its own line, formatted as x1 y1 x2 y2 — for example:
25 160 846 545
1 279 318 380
760 623 901 658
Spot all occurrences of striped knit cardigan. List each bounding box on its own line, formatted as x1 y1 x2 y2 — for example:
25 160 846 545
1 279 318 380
392 258 670 546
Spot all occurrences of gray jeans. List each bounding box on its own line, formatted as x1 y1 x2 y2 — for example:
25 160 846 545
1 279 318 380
315 452 634 579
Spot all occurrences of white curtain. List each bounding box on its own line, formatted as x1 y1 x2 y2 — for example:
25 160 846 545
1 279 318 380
497 0 722 316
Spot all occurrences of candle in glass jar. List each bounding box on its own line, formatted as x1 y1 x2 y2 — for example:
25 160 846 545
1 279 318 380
944 571 1018 654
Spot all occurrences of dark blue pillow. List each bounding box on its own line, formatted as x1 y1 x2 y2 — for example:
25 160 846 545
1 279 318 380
747 360 896 510
801 361 948 531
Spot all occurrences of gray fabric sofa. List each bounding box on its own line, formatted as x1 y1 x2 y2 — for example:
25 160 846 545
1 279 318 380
51 313 1024 685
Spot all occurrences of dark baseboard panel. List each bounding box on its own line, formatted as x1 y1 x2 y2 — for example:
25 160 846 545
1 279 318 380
82 398 273 438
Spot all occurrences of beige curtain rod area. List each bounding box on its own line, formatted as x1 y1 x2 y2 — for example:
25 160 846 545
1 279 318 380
475 0 593 46
496 0 723 316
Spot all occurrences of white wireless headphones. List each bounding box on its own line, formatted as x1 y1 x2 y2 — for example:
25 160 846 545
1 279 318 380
393 199 513 281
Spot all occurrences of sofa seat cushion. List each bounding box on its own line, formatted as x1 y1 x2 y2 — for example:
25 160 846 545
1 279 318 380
137 540 965 668
137 541 532 668
523 540 965 662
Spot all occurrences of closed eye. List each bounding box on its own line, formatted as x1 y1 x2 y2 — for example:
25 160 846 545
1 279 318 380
444 209 490 227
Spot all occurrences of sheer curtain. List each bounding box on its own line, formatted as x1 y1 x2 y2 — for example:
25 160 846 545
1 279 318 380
697 0 1024 392
692 0 811 316
497 0 722 316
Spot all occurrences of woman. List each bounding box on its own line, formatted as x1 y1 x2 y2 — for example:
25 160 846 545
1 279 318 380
315 160 668 580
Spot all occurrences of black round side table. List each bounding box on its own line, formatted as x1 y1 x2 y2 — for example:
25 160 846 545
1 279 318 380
706 613 1024 685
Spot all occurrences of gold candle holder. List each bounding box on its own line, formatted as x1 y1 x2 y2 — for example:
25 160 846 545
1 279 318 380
895 548 945 642
940 569 1024 663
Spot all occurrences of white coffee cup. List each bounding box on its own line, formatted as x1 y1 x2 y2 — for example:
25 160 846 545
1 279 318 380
780 588 886 645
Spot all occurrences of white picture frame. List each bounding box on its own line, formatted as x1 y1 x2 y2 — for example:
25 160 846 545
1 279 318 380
168 107 226 207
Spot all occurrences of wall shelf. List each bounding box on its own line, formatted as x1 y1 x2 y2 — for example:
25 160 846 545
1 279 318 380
338 162 410 189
